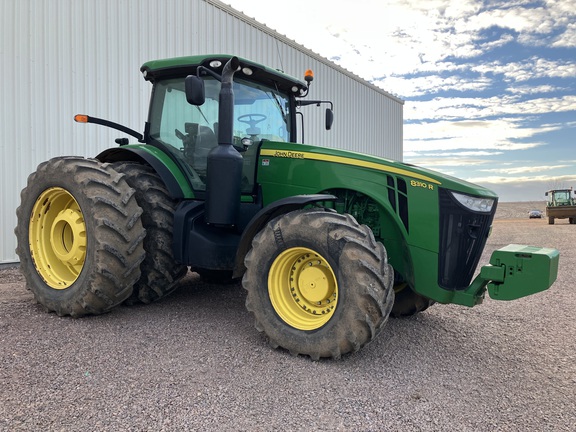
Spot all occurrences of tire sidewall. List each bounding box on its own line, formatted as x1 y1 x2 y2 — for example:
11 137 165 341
16 161 100 308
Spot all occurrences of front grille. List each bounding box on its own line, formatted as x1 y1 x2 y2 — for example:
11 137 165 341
438 188 497 290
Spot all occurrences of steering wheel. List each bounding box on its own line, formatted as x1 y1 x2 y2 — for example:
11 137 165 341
238 114 267 129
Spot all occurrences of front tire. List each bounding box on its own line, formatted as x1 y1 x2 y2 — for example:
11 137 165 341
15 157 146 317
243 209 394 360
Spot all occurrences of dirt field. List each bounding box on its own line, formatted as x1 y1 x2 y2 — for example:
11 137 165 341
1 202 574 431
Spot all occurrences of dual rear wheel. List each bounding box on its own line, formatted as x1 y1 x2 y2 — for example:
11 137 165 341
111 162 187 304
16 157 146 316
15 157 185 316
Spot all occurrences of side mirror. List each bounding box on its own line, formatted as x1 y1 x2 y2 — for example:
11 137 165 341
325 108 334 130
185 75 205 105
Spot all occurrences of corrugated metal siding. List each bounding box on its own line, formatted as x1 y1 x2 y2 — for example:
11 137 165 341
0 0 402 264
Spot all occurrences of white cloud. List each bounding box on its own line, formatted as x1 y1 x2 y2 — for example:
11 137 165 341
472 58 576 82
404 118 558 153
478 165 571 174
463 6 554 36
466 173 576 185
374 74 491 97
469 177 575 201
404 150 504 157
404 95 576 121
552 22 576 47
372 57 576 98
478 34 515 50
403 157 493 167
507 84 566 95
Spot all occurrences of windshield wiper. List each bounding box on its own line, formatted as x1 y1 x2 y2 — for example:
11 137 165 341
267 91 288 125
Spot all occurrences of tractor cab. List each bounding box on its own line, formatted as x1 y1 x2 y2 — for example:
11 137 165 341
140 55 313 196
140 55 333 198
545 188 575 206
147 72 292 192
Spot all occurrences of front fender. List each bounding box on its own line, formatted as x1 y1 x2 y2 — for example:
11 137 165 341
232 194 337 278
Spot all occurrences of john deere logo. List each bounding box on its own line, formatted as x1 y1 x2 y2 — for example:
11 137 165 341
273 151 305 159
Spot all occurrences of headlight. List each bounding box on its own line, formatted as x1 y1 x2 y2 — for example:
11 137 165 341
450 191 495 213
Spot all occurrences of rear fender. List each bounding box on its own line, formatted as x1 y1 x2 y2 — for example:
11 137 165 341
97 146 195 199
233 194 336 278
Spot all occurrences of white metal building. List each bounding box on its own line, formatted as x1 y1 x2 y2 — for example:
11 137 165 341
0 0 403 264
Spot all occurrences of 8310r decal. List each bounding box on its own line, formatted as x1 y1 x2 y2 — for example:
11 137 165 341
410 180 435 191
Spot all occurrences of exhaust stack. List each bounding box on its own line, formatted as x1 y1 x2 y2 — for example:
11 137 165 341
205 57 243 226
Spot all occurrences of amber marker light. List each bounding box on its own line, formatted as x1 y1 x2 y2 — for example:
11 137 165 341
304 69 314 83
74 114 88 123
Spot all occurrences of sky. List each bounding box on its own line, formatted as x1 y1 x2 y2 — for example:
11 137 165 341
225 0 576 202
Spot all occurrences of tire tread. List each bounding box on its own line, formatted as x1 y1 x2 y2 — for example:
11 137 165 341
15 157 146 317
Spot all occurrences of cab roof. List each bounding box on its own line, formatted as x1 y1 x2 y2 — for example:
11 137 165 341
140 54 308 95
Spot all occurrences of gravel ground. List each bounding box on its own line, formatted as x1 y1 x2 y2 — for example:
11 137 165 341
1 202 574 431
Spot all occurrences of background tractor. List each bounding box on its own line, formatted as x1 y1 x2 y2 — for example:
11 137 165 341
545 188 576 224
15 55 559 359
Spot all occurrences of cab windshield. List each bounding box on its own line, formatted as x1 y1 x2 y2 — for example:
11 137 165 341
148 76 291 192
550 191 571 204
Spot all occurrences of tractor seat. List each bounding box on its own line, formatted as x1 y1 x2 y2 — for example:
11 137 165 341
191 125 218 174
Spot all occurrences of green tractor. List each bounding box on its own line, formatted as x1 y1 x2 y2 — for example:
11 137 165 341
545 188 576 224
15 55 559 359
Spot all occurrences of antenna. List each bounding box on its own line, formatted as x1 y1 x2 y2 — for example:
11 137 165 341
275 39 285 73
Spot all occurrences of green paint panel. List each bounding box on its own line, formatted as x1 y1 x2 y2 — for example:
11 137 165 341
256 141 499 303
124 144 195 198
257 141 490 252
486 245 559 300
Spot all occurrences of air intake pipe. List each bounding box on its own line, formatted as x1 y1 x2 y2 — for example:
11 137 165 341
205 57 244 226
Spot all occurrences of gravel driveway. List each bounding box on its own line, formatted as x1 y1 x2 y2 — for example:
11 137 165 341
1 203 574 431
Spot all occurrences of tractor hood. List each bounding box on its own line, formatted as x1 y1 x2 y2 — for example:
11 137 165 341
259 141 499 200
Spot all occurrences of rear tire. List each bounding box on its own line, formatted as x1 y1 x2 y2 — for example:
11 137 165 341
549 217 554 225
112 162 187 304
390 283 434 317
243 209 394 359
15 157 146 317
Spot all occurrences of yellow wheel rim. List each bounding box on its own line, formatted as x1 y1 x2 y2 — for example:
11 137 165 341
29 187 87 289
268 247 338 331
